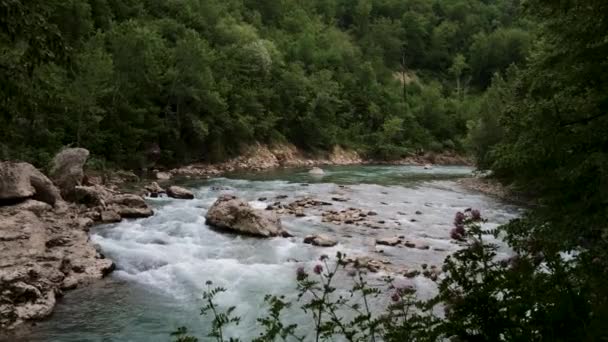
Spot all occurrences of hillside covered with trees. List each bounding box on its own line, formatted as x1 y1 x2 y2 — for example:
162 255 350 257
1 0 531 167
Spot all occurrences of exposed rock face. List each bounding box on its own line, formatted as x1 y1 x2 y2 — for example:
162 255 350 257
166 186 194 199
49 148 90 200
303 234 337 247
0 162 63 206
0 208 114 329
205 195 287 237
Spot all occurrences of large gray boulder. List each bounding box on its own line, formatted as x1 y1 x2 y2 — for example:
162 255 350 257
49 148 90 200
0 161 62 206
205 195 288 237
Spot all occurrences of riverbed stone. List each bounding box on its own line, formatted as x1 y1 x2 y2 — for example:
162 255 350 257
303 234 337 247
376 237 401 246
166 186 194 199
308 167 325 175
205 195 287 237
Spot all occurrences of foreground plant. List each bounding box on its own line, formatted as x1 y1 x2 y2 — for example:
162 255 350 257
175 209 566 341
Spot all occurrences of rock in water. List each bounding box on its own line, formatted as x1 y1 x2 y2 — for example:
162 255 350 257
0 161 62 206
424 164 433 170
308 167 325 175
166 186 194 199
376 237 402 246
205 195 287 237
303 234 337 247
145 182 165 197
49 148 90 200
106 193 154 218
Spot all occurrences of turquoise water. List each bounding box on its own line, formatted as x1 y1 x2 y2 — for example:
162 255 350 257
17 165 520 342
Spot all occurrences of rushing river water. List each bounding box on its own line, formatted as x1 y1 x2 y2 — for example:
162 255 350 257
23 165 520 342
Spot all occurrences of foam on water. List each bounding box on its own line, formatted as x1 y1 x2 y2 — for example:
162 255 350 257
24 165 521 341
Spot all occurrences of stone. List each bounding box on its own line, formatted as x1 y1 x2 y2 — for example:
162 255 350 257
331 196 349 202
376 237 401 246
308 167 325 175
0 161 62 206
10 200 52 215
107 193 154 218
303 234 337 247
205 195 287 237
415 210 422 215
156 172 172 180
72 185 110 207
258 197 267 201
404 241 416 248
404 269 421 278
145 182 165 197
367 211 378 216
100 210 121 223
295 209 305 217
0 208 115 329
166 186 194 199
49 148 90 200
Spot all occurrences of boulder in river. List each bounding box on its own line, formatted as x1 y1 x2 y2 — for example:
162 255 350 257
106 193 154 218
0 161 63 206
145 182 165 197
49 148 90 200
166 186 194 199
308 167 325 175
376 237 402 246
303 234 337 247
205 195 288 237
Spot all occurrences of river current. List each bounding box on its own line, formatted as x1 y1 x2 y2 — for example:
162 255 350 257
23 165 520 341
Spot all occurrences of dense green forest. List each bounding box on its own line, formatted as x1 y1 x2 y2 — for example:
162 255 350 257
1 0 531 167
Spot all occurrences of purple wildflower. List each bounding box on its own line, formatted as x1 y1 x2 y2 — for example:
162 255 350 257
313 264 323 275
454 211 465 226
391 292 401 302
471 209 481 221
296 266 307 281
319 254 329 261
450 228 464 241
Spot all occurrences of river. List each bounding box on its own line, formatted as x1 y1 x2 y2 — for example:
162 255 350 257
22 165 520 341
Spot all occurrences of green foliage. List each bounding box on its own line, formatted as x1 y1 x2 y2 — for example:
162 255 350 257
1 0 530 167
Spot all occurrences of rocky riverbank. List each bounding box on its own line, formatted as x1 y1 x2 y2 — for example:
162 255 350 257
0 149 155 330
164 143 470 180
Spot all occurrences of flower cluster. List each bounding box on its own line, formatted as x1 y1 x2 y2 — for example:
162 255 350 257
450 209 483 241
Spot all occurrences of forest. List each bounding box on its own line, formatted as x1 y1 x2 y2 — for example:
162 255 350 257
2 0 607 340
1 0 530 167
